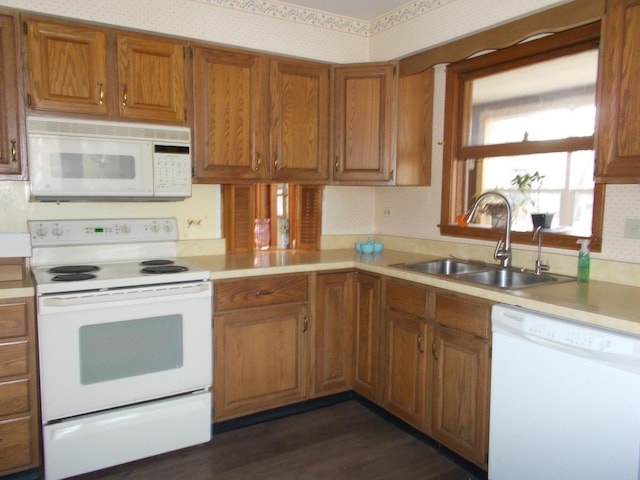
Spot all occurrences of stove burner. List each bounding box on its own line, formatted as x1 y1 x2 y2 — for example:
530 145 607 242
52 273 97 282
140 259 175 266
141 265 188 274
48 265 100 274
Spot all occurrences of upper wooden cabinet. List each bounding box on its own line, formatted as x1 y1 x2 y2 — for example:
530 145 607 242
333 62 397 184
595 0 640 182
192 46 268 182
192 45 329 184
24 18 186 123
269 58 329 182
0 14 24 177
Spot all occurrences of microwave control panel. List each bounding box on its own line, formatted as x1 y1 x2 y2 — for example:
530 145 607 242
153 151 192 197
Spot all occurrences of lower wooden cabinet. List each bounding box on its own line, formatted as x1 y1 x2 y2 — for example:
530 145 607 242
0 297 39 476
312 272 355 397
352 272 382 403
431 292 492 469
382 278 431 429
213 274 310 421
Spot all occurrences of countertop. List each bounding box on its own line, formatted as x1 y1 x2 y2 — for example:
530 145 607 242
0 274 34 299
185 249 640 336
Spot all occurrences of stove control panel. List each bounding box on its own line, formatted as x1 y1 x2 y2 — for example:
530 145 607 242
28 218 178 246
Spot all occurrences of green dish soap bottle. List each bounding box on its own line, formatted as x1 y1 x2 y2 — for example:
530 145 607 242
576 239 590 283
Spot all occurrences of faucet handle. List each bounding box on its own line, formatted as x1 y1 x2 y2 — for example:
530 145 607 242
535 259 550 274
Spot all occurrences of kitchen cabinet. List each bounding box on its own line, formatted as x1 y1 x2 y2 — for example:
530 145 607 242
382 278 431 429
311 271 354 397
192 45 329 183
595 0 640 182
431 292 492 469
352 272 382 403
333 62 397 184
0 14 24 177
213 274 309 421
25 18 186 123
269 58 329 182
0 297 39 476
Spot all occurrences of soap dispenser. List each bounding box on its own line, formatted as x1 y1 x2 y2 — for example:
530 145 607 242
576 239 590 283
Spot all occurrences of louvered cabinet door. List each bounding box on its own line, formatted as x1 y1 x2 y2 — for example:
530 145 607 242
292 185 322 250
223 184 256 253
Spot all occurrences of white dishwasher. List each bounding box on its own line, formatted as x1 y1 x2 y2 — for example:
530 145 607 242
489 304 640 480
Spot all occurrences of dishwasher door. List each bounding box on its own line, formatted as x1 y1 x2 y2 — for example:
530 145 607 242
489 304 640 480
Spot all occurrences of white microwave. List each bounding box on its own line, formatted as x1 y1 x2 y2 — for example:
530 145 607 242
27 116 192 201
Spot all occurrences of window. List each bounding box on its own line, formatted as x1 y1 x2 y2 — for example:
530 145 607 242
440 23 604 251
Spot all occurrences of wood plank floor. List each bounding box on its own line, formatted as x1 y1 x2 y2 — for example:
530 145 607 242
73 400 482 480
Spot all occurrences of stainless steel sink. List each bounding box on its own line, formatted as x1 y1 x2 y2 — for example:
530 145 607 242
397 259 487 275
389 258 576 290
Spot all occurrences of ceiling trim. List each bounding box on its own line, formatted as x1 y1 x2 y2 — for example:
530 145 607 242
193 0 455 37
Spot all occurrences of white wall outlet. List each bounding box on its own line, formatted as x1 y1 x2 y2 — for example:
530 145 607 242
624 218 640 239
383 208 392 217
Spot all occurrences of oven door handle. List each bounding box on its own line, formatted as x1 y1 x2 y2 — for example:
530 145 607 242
41 282 211 308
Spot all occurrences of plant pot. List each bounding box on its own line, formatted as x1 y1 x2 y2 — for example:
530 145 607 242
531 213 554 229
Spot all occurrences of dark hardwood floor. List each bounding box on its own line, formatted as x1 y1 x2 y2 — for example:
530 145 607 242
70 399 482 480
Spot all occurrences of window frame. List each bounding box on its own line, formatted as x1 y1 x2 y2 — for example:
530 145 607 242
439 22 604 252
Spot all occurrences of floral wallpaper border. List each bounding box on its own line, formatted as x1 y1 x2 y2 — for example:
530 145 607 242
194 0 454 37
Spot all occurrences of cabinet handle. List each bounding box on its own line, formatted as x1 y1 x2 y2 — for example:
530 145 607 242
417 331 424 353
98 81 104 105
122 84 128 107
273 153 278 174
255 154 262 171
302 314 308 332
334 156 339 173
255 289 275 296
432 338 440 360
10 140 17 163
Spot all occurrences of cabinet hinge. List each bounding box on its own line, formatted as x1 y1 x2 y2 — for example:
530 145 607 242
393 64 397 76
188 46 193 59
489 347 492 359
26 93 32 107
184 108 187 121
22 20 27 35
390 169 394 181
191 166 195 178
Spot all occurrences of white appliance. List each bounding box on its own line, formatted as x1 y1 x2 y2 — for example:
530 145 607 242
489 304 640 480
27 116 192 201
29 218 212 480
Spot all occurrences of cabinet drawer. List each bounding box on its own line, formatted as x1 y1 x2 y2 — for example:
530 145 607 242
0 303 27 339
0 380 29 417
0 342 28 378
214 275 309 312
435 294 491 339
385 279 429 318
0 417 33 473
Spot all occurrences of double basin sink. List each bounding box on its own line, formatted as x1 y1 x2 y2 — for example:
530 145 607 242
390 258 576 290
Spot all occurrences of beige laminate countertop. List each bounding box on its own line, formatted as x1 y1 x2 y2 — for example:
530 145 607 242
185 248 640 336
0 274 34 299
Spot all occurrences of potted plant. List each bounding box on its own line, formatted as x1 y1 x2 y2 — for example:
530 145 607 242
510 171 553 229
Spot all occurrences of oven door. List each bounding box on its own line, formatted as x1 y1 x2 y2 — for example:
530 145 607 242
37 281 212 422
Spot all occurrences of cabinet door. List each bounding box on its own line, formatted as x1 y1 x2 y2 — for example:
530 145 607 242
333 63 397 184
431 326 490 468
353 272 381 403
117 34 185 122
270 58 329 182
382 309 427 428
192 46 268 182
595 0 640 182
312 272 354 397
25 19 108 115
0 15 22 176
213 303 309 421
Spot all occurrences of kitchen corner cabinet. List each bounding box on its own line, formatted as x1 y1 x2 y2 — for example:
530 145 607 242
431 292 492 469
24 18 186 123
333 63 398 184
595 0 640 182
0 14 24 177
213 274 309 421
192 45 329 184
382 278 431 429
0 297 39 476
311 272 354 397
352 272 382 403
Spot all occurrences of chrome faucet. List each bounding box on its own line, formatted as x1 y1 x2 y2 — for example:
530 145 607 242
464 191 512 268
532 226 550 275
